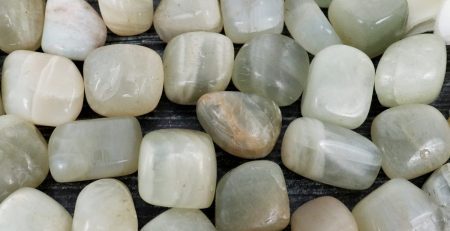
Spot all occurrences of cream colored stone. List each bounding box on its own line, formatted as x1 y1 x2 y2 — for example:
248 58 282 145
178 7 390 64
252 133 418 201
407 0 444 34
141 209 215 231
435 0 450 44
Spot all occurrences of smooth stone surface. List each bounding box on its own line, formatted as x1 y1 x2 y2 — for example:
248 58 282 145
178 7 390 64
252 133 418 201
315 0 332 8
407 0 443 34
221 0 284 44
0 188 72 231
154 0 222 42
215 161 290 231
285 0 341 55
232 34 309 106
72 179 138 231
84 44 164 116
0 0 44 53
42 0 107 61
371 104 450 179
301 45 375 129
49 117 142 183
2 50 84 126
99 0 153 36
423 163 450 228
291 196 358 231
141 209 215 231
329 0 408 58
375 34 447 107
164 32 234 105
353 179 443 231
0 95 4 115
139 129 216 208
197 91 282 159
0 115 48 201
435 0 450 45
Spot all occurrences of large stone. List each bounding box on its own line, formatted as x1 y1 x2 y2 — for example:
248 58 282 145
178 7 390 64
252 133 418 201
406 0 444 35
435 0 450 45
141 209 215 231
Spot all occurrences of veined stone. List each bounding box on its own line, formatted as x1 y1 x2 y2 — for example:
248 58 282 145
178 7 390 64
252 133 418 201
423 163 450 229
314 0 332 7
2 50 84 127
435 0 450 45
163 32 234 105
406 0 444 35
141 209 215 231
232 33 309 106
49 117 142 183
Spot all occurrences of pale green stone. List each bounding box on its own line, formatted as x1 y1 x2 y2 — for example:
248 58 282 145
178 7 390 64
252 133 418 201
0 95 4 115
141 209 215 231
315 0 332 7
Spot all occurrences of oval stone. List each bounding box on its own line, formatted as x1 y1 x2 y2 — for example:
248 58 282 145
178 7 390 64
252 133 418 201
163 32 234 105
141 209 215 231
232 34 309 106
435 0 450 45
406 0 444 35
197 91 282 159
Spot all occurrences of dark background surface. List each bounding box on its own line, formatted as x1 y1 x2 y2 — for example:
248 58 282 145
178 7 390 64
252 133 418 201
0 0 449 229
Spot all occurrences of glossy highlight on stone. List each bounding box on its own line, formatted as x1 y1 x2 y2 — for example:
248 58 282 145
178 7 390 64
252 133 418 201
141 209 215 231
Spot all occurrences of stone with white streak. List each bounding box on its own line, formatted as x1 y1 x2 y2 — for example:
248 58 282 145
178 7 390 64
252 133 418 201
406 0 444 35
435 0 450 44
141 209 215 231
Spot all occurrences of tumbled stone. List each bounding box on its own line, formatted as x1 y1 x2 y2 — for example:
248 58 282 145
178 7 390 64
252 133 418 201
2 50 84 126
0 0 44 53
375 34 446 107
423 163 450 228
329 0 408 58
301 45 375 129
139 129 216 208
84 44 164 116
42 0 107 61
406 0 444 35
285 0 341 55
141 209 215 231
72 179 138 231
0 188 72 231
315 0 332 7
197 91 281 159
371 104 450 179
99 0 153 36
353 179 443 230
164 32 234 105
435 0 450 45
232 34 309 106
154 0 222 42
49 117 142 183
221 0 284 44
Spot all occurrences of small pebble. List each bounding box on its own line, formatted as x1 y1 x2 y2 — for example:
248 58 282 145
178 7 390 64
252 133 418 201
435 0 450 45
141 209 215 231
406 0 444 35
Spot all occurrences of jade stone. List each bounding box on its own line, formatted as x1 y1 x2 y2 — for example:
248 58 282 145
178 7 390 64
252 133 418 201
141 209 215 231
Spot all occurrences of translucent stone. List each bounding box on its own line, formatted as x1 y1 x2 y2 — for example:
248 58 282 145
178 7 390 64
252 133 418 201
163 32 234 105
329 0 408 58
42 0 107 61
154 0 222 42
139 129 216 208
232 34 309 106
301 45 375 129
435 0 450 45
0 0 45 53
221 0 284 44
72 179 137 231
314 0 332 7
197 91 282 159
371 104 450 179
141 209 215 231
406 0 444 35
375 34 447 107
2 50 84 127
285 0 341 55
0 188 72 231
353 179 443 231
215 161 290 231
84 44 164 117
423 164 450 229
49 117 142 183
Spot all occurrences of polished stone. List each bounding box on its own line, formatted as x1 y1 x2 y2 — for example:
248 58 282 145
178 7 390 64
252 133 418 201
141 209 215 231
423 163 450 228
435 0 450 45
406 0 444 35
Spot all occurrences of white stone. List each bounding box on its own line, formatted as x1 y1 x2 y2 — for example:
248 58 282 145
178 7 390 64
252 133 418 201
435 0 450 44
141 209 215 231
42 0 107 61
72 179 138 231
2 50 84 127
423 164 450 229
407 0 444 34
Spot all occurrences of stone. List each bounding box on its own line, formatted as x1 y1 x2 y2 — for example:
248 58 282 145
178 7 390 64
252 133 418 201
375 34 447 107
291 196 358 231
0 187 72 231
84 44 164 117
0 0 45 53
197 91 282 159
42 0 107 61
423 164 450 229
163 32 234 105
139 129 216 208
406 0 444 35
329 0 408 58
141 209 215 231
353 179 443 231
48 117 142 183
285 0 341 55
72 179 137 231
2 50 84 127
371 104 450 179
0 115 48 201
0 95 4 115
98 0 153 36
301 45 375 129
315 0 332 7
221 0 284 44
232 34 309 106
435 0 450 45
154 0 222 42
216 161 290 231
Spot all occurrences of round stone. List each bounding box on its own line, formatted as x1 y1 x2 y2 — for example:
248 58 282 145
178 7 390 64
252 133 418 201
141 209 215 231
435 0 450 45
